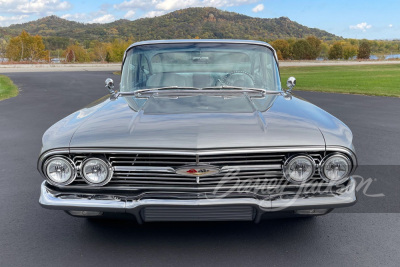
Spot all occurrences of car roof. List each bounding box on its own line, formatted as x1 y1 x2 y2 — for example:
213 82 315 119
127 39 274 50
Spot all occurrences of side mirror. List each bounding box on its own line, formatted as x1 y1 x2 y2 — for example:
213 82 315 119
286 76 296 93
105 78 115 94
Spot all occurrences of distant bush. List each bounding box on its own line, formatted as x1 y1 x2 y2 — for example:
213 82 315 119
328 42 343 60
292 39 313 60
357 40 371 59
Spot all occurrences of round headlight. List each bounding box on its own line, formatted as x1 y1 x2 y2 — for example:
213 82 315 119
81 158 113 186
283 155 316 184
44 156 76 185
321 154 352 184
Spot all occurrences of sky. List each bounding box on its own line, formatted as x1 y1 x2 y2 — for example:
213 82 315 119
0 0 399 40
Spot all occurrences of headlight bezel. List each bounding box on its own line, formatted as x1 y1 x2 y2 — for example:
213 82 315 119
81 157 113 186
283 154 316 184
43 156 77 186
320 153 352 185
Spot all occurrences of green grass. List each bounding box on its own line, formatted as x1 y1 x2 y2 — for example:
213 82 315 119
280 64 400 97
0 75 19 101
116 64 400 97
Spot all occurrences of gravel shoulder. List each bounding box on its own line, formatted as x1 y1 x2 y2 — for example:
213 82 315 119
1 60 400 73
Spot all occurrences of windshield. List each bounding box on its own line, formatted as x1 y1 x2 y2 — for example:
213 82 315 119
120 42 281 93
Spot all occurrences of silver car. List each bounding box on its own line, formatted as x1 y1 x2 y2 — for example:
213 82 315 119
38 40 357 222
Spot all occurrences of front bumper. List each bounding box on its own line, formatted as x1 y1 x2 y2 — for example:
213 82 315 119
39 178 357 222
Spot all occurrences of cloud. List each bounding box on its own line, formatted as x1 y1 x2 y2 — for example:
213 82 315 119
61 9 116 24
115 0 259 11
349 22 372 32
143 10 166 18
389 24 393 28
252 3 264 13
89 14 115 24
124 10 136 19
156 0 198 11
114 0 158 10
0 14 30 26
61 13 88 20
0 0 71 14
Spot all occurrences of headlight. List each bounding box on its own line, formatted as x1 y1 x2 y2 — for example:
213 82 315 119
81 158 113 186
283 155 316 184
44 156 76 185
321 154 352 184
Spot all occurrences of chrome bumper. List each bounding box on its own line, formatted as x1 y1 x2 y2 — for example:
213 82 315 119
39 178 357 222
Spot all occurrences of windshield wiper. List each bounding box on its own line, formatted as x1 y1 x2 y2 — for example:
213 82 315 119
110 86 277 100
201 86 279 95
135 86 201 94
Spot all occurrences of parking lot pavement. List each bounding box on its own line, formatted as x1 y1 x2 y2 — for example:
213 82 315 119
0 71 399 266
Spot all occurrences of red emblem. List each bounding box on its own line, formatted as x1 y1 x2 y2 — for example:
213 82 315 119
186 169 197 174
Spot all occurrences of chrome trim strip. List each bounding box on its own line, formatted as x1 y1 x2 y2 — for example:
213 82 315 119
220 164 282 172
39 178 357 213
113 166 176 173
68 146 326 156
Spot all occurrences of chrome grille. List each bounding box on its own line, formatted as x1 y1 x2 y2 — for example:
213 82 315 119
142 206 255 222
70 152 326 189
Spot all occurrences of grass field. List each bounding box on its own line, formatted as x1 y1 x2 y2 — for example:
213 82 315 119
280 64 400 97
0 75 19 101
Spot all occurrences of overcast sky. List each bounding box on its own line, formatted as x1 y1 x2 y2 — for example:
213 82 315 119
0 0 398 40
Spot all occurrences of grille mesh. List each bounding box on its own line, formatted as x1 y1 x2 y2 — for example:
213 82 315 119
70 152 325 189
142 206 255 222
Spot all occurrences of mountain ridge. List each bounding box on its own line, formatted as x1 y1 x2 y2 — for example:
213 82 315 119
0 7 340 43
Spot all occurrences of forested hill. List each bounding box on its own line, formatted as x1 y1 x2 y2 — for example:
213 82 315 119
1 7 339 43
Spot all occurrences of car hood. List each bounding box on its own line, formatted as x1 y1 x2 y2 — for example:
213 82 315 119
67 94 328 150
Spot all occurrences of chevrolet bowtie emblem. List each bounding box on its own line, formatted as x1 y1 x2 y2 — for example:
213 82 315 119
176 166 220 184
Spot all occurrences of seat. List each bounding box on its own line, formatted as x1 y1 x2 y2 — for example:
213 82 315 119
146 73 187 87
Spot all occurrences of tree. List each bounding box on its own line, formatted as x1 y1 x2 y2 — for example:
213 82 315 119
306 36 322 59
64 44 90 62
357 40 371 59
5 30 47 61
270 39 291 59
109 39 133 62
0 38 6 62
92 41 108 62
328 42 343 60
343 44 358 60
30 35 47 61
291 39 313 60
276 50 283 60
319 42 329 59
105 51 112 63
328 43 342 60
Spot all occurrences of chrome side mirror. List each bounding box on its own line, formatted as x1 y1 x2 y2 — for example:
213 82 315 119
286 76 296 93
105 78 115 94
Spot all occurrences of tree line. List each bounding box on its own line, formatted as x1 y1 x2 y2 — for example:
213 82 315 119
1 30 399 63
271 36 374 60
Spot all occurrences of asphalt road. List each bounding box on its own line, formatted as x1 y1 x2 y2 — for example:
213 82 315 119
0 71 399 266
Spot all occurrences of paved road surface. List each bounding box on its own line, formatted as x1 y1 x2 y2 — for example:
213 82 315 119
0 71 399 266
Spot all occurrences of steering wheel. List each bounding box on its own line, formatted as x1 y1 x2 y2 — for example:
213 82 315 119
220 71 255 87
